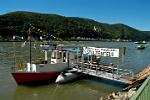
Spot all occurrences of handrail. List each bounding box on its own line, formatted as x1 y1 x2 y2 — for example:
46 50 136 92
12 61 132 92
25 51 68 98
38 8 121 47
130 76 150 100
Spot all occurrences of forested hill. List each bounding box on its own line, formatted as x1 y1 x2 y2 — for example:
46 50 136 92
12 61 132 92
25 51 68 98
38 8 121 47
0 11 150 41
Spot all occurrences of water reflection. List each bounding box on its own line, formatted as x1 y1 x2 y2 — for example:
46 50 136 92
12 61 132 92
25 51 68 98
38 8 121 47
0 42 150 100
13 79 122 100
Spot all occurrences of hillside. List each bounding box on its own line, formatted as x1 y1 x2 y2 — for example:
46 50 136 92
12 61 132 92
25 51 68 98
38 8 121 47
0 11 150 41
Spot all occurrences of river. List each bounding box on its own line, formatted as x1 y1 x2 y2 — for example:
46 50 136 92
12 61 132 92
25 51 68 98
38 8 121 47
0 41 150 100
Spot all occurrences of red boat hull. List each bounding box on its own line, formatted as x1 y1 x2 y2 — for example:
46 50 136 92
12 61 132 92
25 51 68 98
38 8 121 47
11 72 59 85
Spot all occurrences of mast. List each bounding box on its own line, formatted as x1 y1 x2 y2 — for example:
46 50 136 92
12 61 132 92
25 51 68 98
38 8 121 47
13 36 16 70
28 26 32 64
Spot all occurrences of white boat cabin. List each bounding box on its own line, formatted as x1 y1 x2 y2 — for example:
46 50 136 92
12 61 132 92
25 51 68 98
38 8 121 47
50 49 69 64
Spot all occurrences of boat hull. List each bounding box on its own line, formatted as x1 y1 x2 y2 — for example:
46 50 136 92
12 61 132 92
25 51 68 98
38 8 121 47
137 47 145 50
55 72 82 83
55 68 83 84
12 72 60 85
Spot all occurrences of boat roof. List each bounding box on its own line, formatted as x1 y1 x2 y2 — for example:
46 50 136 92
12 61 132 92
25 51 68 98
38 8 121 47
62 47 80 52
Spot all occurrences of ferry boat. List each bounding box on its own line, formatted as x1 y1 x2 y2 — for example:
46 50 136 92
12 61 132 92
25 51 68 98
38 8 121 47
11 25 81 85
11 25 73 85
11 47 70 85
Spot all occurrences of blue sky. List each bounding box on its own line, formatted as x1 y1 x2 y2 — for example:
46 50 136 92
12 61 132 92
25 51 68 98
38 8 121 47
0 0 150 31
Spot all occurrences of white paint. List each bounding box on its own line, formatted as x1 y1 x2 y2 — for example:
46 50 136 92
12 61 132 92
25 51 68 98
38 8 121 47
31 64 36 72
44 51 48 61
27 63 31 72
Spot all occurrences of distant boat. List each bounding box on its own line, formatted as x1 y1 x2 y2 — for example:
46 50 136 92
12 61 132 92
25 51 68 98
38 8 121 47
137 44 146 50
134 41 147 44
40 42 57 49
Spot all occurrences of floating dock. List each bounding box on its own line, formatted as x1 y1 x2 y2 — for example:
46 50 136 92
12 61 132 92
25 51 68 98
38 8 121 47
69 46 149 88
71 62 133 85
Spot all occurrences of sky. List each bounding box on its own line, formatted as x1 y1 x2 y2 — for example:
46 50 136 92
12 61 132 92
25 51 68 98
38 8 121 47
0 0 150 31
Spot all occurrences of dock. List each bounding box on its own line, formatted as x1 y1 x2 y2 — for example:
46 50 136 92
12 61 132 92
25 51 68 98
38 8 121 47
71 62 133 85
68 46 149 88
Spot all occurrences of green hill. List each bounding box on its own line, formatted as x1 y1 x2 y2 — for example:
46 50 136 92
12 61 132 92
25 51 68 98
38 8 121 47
0 11 150 41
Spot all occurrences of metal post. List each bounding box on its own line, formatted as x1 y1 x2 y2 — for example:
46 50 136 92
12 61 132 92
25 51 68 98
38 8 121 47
81 54 84 72
90 55 93 74
96 64 98 75
76 49 78 64
67 51 70 68
45 50 48 61
13 36 16 70
117 65 119 79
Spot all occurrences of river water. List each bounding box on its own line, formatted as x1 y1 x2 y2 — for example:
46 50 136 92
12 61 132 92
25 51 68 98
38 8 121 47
0 41 150 100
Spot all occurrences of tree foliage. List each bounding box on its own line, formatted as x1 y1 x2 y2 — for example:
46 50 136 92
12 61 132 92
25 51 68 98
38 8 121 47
0 11 150 41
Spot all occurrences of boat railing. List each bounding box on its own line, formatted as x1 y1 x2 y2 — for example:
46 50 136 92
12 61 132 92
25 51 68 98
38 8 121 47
130 76 150 100
12 63 26 72
71 61 134 81
12 62 47 72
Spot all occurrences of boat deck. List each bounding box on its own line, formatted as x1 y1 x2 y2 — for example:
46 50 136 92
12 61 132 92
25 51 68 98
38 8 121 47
13 63 68 73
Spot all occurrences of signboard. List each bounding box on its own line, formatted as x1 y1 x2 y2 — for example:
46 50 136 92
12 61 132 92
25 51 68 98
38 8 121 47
83 47 119 58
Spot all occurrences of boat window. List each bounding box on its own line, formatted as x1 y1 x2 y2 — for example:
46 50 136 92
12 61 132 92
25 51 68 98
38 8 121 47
63 52 66 62
51 51 56 59
57 51 62 59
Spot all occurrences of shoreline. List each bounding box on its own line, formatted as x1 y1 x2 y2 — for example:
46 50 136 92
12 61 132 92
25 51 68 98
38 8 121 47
0 39 135 42
100 88 136 100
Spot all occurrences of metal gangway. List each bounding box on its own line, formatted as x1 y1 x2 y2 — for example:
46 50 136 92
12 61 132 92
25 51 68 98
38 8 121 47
72 62 133 84
70 46 134 85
